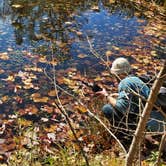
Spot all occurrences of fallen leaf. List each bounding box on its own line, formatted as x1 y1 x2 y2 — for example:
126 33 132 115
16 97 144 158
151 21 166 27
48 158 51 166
109 0 115 4
1 96 8 102
0 69 4 74
45 125 57 132
12 4 23 8
78 54 87 58
0 52 9 60
48 90 56 97
2 75 15 82
41 105 54 113
75 104 87 113
112 46 120 51
105 50 113 57
33 96 49 103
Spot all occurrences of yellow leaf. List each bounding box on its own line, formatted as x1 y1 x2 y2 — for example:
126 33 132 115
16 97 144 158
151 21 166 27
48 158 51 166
150 51 157 57
24 67 43 72
38 56 47 63
94 76 102 81
33 96 49 103
17 119 32 127
44 125 57 132
12 4 23 8
75 105 87 113
3 75 15 82
63 77 75 86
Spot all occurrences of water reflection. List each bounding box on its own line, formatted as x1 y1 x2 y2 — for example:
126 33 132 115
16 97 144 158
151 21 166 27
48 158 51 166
0 0 143 52
0 1 149 81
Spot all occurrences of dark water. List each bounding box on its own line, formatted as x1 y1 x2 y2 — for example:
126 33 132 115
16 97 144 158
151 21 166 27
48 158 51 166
0 0 146 66
0 0 158 115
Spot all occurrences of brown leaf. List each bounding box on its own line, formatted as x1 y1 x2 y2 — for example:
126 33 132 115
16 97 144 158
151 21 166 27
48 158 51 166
48 90 57 97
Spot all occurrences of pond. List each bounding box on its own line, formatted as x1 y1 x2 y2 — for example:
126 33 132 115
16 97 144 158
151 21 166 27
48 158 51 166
0 0 165 122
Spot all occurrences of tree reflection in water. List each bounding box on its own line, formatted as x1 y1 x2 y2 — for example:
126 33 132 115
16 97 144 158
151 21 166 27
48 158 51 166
0 0 141 58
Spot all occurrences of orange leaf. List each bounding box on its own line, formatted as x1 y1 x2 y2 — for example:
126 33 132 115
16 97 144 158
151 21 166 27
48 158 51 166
75 105 87 113
33 96 49 103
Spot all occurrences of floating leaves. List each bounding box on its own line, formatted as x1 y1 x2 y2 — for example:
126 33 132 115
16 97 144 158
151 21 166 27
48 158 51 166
12 4 23 8
0 0 165 163
78 54 88 59
18 105 38 116
2 75 15 82
31 93 49 103
0 52 9 60
105 50 113 57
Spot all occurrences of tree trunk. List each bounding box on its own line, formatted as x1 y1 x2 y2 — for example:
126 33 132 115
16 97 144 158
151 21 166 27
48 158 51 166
125 60 166 166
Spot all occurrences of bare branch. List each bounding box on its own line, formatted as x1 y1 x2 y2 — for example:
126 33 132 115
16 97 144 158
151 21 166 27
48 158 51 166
125 60 166 165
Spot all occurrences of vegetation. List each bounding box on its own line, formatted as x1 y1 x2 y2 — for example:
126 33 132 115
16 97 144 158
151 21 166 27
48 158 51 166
0 0 165 165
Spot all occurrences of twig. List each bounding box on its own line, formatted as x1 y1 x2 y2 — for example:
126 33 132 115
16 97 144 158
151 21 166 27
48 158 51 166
86 108 127 154
155 127 166 166
125 60 166 166
49 42 90 166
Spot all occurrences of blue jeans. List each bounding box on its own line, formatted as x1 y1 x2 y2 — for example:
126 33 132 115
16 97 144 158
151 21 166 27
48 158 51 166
102 104 165 132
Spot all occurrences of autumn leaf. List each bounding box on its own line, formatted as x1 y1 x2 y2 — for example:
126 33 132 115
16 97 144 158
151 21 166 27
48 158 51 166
31 93 41 98
48 90 57 97
41 105 54 113
38 56 47 63
24 67 43 72
0 52 9 60
2 75 15 82
49 60 58 66
0 69 4 74
44 125 57 132
74 104 87 113
33 96 49 103
26 105 39 115
94 76 103 81
76 31 83 36
105 50 113 57
0 138 16 154
112 46 120 51
78 53 87 58
31 93 49 103
12 4 23 8
109 0 115 4
1 96 9 102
